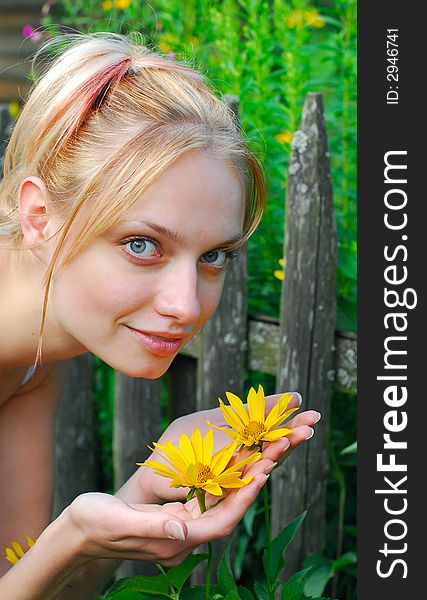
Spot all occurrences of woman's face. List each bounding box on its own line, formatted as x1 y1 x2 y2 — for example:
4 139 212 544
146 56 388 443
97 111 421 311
50 150 245 378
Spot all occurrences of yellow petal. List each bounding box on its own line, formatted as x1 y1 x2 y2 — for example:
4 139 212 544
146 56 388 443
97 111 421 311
264 402 281 430
219 399 246 431
26 536 36 548
225 392 249 425
150 443 187 474
256 385 266 422
11 542 24 558
4 547 19 564
203 482 223 496
261 428 292 441
179 434 196 465
211 441 238 475
216 475 254 488
221 451 261 475
206 421 239 441
141 459 179 479
247 387 261 421
267 407 300 430
186 463 199 486
191 429 203 463
202 429 214 465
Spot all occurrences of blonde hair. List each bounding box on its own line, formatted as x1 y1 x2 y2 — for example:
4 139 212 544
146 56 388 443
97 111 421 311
0 32 266 365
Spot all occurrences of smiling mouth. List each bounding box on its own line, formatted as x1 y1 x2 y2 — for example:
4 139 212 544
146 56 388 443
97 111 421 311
125 326 185 356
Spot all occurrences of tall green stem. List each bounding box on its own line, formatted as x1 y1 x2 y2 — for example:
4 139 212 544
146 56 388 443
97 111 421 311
196 489 213 600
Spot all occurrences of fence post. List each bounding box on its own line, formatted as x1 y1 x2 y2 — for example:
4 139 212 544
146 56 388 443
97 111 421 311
191 94 249 583
54 354 98 516
114 374 162 577
272 93 337 574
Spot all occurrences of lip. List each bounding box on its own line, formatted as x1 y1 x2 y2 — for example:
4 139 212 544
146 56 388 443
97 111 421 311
125 326 185 356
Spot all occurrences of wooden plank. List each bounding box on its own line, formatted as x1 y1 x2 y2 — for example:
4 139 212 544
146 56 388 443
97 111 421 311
271 93 337 575
168 354 197 422
113 374 162 577
54 354 98 516
181 319 356 393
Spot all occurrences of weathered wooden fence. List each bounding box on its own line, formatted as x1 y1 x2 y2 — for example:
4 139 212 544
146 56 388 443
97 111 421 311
0 93 357 584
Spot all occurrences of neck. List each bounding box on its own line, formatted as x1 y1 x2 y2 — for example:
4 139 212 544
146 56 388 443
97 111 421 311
0 245 86 368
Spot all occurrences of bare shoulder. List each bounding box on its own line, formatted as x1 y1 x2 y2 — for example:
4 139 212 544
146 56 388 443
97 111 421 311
0 360 71 408
0 359 72 576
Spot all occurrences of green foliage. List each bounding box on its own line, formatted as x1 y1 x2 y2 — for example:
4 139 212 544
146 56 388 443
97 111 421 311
265 511 306 584
103 512 324 600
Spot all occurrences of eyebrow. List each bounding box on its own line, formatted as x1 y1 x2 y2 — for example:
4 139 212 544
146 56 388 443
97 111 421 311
119 219 244 248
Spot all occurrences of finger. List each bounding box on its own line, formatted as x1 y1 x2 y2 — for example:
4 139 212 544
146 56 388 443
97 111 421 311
186 473 267 545
120 504 189 541
285 410 321 429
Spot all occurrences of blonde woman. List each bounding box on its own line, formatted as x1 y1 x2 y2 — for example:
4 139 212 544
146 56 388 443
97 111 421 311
0 33 319 599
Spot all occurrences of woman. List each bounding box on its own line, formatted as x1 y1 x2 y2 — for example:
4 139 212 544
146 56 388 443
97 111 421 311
0 32 319 599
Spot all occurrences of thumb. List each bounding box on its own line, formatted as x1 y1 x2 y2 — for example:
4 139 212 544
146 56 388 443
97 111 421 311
125 504 188 541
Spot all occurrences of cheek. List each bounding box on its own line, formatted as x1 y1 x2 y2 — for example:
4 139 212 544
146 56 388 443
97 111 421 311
51 250 148 328
199 278 226 322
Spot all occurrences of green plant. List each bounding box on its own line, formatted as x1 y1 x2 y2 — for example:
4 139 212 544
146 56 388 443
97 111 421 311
102 512 332 600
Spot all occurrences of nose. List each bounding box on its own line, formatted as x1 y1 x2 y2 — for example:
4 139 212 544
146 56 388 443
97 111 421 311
154 261 202 325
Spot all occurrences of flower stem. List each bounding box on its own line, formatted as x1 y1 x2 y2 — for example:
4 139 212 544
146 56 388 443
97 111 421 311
196 489 213 600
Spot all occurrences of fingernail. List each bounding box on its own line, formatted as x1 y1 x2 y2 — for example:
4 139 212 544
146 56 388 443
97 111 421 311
306 427 315 440
281 438 291 450
314 411 321 424
164 520 186 541
265 461 278 474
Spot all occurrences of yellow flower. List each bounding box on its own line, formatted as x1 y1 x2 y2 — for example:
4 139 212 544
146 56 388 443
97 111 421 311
8 101 20 119
304 8 325 28
274 258 285 281
286 8 306 29
275 130 293 144
208 385 298 448
158 33 176 54
102 0 131 10
138 429 261 496
3 536 35 565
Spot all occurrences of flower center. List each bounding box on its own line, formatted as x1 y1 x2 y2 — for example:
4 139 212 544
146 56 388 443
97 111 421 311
195 462 213 484
242 421 266 440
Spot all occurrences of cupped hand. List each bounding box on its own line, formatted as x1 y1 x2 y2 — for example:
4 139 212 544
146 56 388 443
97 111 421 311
135 392 320 505
67 451 273 567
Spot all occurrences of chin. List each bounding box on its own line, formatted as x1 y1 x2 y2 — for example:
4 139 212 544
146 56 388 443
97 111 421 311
110 356 175 380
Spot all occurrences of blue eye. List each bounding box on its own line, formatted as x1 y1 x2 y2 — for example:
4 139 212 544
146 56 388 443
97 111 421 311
200 250 229 268
125 238 158 258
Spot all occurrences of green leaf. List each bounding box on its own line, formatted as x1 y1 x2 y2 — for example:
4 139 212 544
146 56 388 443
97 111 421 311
186 488 196 501
179 586 208 600
340 442 357 455
238 586 255 600
302 555 333 597
217 543 238 595
105 592 147 600
280 568 312 600
166 554 209 593
332 551 357 571
103 575 170 599
253 580 268 600
266 512 306 582
223 591 241 600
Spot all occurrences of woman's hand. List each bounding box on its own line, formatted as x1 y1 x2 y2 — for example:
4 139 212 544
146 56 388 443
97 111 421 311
65 449 274 567
134 393 320 505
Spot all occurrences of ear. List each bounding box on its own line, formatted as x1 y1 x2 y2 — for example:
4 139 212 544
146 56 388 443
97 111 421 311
18 177 56 260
